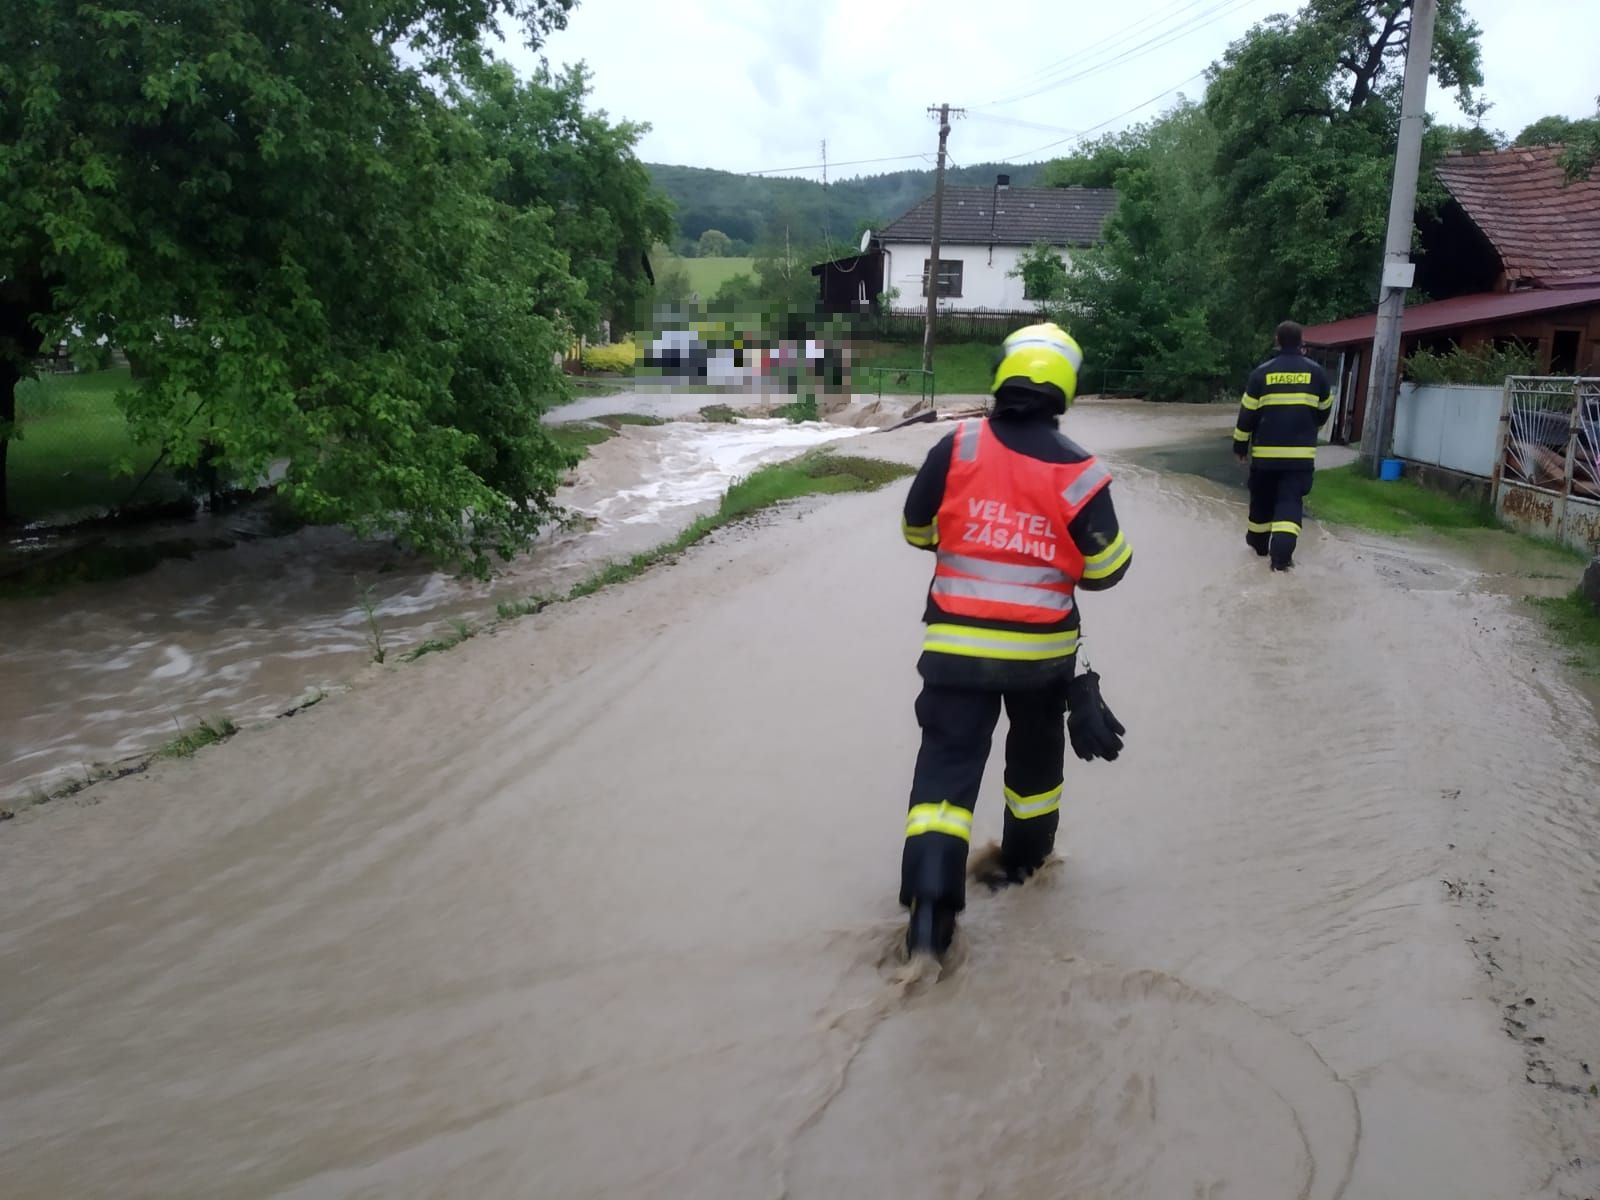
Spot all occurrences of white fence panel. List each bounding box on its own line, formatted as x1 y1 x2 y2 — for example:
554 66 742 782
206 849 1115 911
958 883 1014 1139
1393 382 1501 477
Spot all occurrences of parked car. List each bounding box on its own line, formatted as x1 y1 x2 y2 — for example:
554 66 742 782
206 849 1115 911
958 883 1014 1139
644 329 708 379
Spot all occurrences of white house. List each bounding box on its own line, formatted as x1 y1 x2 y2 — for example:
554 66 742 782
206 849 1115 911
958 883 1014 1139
874 177 1117 313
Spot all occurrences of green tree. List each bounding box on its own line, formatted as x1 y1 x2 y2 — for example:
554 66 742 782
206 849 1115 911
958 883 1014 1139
1052 0 1483 401
460 61 672 338
697 229 733 257
0 1 662 575
711 273 762 313
1204 0 1482 331
1514 112 1596 148
1431 123 1501 155
651 263 695 311
1558 98 1600 181
1009 242 1069 306
1050 105 1237 402
1041 129 1151 189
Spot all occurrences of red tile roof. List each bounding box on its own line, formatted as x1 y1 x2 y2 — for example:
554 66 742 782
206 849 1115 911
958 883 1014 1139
1436 145 1600 282
1302 283 1600 348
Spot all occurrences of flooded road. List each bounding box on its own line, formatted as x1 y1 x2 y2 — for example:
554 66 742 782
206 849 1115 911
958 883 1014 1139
3 401 1599 1198
0 413 861 803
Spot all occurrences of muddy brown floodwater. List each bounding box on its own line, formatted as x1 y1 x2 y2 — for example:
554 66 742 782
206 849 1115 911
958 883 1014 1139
0 412 862 804
3 400 1599 1198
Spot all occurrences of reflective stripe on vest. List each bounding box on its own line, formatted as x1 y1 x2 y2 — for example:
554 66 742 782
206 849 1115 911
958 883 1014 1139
954 418 982 462
1062 460 1111 507
922 623 1080 660
931 575 1076 613
926 420 1107 644
935 551 1070 586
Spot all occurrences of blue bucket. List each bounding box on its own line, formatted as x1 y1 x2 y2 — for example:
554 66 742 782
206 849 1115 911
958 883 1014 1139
1379 458 1404 482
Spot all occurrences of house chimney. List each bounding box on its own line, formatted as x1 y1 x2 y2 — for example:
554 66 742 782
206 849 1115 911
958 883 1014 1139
990 174 1009 241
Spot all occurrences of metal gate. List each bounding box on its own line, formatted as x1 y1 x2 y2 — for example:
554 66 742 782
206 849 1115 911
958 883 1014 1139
1492 375 1600 553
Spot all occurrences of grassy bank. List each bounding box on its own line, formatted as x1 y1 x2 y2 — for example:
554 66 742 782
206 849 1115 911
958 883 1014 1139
11 368 618 520
545 413 665 460
851 341 994 395
655 254 757 296
1306 465 1500 535
1530 591 1600 673
6 369 180 522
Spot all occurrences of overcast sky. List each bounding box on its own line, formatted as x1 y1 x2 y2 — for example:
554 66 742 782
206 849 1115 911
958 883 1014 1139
498 0 1597 180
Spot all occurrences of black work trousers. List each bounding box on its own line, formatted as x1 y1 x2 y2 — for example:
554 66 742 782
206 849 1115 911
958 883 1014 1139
1246 466 1313 567
900 677 1070 911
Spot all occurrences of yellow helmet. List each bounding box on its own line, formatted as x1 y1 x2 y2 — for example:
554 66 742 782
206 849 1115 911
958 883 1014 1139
992 322 1084 408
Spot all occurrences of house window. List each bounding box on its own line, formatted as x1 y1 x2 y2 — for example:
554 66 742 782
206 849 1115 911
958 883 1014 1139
1550 329 1581 375
921 258 963 298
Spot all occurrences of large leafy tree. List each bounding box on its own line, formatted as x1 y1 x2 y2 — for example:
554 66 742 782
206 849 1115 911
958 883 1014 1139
460 61 671 337
1048 0 1483 400
1557 98 1600 181
1203 0 1482 330
0 1 683 575
1050 105 1239 402
1040 129 1151 190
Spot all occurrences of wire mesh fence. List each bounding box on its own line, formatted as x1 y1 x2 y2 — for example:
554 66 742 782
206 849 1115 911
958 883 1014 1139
1500 376 1600 497
1495 376 1600 554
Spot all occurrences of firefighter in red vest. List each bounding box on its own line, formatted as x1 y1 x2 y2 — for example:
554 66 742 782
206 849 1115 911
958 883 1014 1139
898 323 1131 960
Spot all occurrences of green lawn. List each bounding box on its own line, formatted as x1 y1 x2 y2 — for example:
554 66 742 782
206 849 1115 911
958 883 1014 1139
656 255 756 297
851 341 996 396
7 369 178 523
1306 465 1501 535
1529 590 1600 673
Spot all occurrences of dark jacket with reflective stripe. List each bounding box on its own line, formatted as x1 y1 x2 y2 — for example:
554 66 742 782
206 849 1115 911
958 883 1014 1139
1232 352 1333 471
903 409 1130 688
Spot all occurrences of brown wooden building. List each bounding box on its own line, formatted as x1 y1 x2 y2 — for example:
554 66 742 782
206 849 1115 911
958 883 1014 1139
1304 145 1600 443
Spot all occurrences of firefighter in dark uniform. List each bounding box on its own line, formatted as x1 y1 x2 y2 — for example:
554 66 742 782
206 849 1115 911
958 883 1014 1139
1232 321 1333 571
898 323 1131 960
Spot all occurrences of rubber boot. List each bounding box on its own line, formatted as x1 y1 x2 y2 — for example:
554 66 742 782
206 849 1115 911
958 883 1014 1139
906 897 956 959
971 841 1042 892
974 856 1038 892
904 844 961 960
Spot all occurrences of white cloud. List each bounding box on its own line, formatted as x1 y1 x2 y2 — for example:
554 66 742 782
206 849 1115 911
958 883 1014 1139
502 0 1598 176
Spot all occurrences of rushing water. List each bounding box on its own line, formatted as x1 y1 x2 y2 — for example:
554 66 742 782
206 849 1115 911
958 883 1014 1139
0 417 863 803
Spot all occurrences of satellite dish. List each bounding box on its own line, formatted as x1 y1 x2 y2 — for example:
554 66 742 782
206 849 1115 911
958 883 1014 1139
859 228 872 253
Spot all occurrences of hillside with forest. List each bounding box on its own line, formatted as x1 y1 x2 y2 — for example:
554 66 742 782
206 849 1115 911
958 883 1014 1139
646 161 1046 256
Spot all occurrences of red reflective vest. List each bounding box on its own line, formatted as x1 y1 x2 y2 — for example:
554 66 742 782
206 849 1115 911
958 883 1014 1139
927 419 1111 653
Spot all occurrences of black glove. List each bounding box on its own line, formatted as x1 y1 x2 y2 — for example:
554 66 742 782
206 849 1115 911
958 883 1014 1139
1065 669 1126 762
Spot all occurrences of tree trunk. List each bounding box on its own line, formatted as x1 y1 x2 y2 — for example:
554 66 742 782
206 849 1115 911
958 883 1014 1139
1 361 16 527
2 262 55 527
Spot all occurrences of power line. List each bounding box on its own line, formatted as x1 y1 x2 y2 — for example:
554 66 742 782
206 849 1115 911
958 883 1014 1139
996 0 1222 93
965 112 1083 136
986 0 1250 108
983 0 1260 108
990 72 1206 163
744 151 932 177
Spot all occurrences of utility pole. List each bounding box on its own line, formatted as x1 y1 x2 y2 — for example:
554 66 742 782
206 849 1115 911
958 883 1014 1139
1359 0 1437 474
821 139 827 187
922 103 964 375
